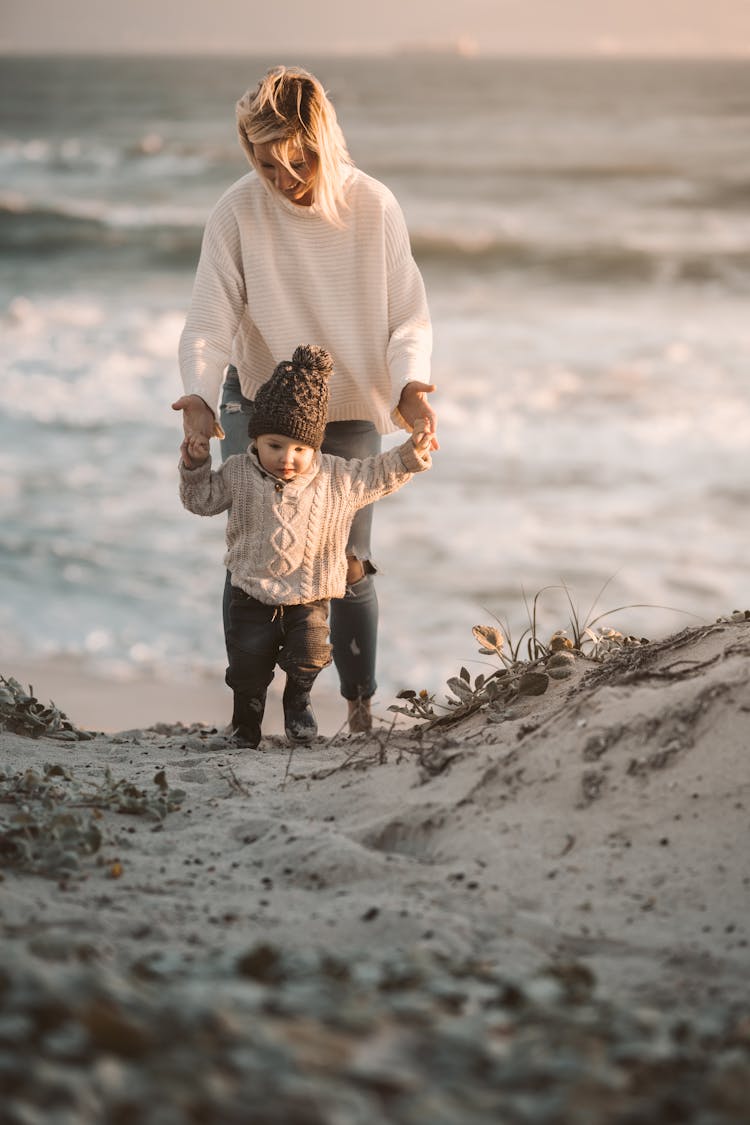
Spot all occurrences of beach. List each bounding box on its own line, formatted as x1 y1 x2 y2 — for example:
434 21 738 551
2 615 749 1120
3 51 750 1120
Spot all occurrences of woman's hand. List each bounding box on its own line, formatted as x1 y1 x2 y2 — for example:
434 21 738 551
396 381 439 450
180 434 211 469
172 394 225 443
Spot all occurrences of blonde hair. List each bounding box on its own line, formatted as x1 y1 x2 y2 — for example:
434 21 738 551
236 65 353 226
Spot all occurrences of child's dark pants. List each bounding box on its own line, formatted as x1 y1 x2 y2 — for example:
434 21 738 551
225 588 332 709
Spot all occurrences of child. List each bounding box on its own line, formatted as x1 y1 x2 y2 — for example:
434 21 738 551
179 344 432 748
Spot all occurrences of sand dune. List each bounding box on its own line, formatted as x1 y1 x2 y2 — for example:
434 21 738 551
2 617 749 1119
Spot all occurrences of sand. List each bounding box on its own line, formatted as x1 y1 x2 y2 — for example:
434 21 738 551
3 615 749 1015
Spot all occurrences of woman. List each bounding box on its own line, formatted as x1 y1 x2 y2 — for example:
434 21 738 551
173 65 436 733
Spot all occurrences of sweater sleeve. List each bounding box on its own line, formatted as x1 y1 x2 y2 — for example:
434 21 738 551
178 193 248 414
336 439 431 512
383 197 432 405
179 456 233 516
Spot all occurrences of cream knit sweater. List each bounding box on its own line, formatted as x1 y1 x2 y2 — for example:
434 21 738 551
178 168 432 434
179 439 430 605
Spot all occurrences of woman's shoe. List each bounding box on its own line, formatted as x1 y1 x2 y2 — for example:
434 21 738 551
347 696 372 733
283 679 317 743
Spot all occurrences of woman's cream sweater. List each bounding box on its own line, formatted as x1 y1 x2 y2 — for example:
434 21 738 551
178 168 432 435
179 439 430 605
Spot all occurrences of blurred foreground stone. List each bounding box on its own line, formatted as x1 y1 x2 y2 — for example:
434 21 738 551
1 940 749 1124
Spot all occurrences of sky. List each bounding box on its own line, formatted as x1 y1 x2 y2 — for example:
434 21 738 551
2 0 750 56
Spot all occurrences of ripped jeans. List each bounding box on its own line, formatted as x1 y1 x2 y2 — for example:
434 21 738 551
219 367 380 701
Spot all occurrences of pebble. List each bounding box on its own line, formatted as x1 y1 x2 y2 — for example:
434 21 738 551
1 939 748 1123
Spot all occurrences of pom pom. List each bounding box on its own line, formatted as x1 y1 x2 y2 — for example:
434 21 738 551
292 344 333 380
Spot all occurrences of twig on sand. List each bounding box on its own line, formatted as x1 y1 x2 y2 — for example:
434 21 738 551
580 623 720 689
309 744 372 780
219 766 252 797
291 718 399 781
282 742 297 786
281 714 355 785
325 717 352 748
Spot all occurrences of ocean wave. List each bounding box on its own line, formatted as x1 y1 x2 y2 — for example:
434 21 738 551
411 230 750 287
0 134 232 177
3 197 749 289
0 199 203 266
673 178 750 212
373 156 688 182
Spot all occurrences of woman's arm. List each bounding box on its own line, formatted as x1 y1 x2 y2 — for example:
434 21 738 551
177 194 248 416
384 200 439 448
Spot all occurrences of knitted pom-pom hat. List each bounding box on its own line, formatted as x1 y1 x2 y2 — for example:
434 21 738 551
248 344 333 450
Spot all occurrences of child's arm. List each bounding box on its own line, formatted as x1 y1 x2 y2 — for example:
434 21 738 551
178 444 233 516
337 417 433 511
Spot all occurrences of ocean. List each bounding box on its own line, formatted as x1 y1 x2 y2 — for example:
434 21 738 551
1 54 749 706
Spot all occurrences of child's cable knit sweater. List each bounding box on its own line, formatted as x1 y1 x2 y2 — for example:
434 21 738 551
179 438 430 605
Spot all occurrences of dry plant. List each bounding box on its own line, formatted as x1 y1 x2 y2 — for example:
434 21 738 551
0 675 95 740
390 580 697 733
0 762 186 878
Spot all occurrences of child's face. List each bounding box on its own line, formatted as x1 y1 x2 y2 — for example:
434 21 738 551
256 434 315 480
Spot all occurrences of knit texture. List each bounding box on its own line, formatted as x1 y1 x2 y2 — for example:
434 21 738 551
178 167 432 435
248 344 332 449
179 438 431 604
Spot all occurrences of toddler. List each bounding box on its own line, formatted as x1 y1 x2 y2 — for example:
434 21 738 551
179 344 432 747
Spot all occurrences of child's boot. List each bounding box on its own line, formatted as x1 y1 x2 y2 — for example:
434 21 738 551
230 689 267 749
282 677 317 743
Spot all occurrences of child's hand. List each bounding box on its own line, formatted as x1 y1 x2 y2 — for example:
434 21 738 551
181 434 210 469
411 418 433 457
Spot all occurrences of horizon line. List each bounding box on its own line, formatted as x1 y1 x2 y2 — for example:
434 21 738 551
1 46 749 61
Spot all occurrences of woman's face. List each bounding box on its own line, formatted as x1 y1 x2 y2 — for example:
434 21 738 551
253 141 318 206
